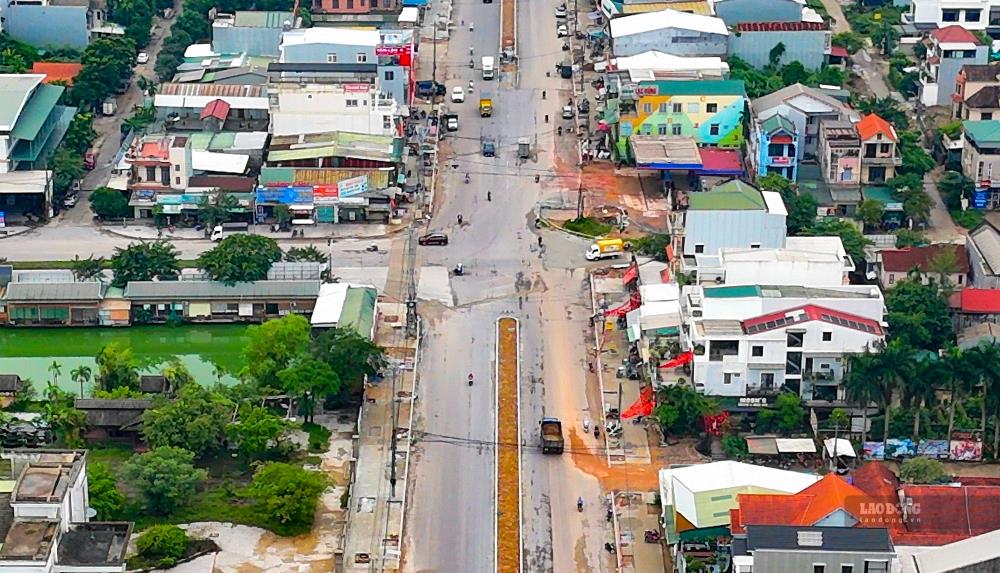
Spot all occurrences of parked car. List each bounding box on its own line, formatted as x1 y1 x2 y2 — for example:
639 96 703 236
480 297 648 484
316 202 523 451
482 137 496 157
83 152 95 170
137 52 149 64
63 194 77 208
418 231 449 246
562 105 574 119
452 86 466 103
555 4 567 17
557 24 569 37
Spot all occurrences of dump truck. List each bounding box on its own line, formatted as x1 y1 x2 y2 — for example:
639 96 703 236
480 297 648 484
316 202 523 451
540 418 564 454
585 238 625 261
482 56 495 80
479 92 493 117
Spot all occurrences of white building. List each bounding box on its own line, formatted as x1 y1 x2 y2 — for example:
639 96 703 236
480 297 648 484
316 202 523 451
907 0 995 31
269 82 398 137
679 283 886 401
694 236 855 286
610 8 729 58
0 450 132 573
606 50 731 81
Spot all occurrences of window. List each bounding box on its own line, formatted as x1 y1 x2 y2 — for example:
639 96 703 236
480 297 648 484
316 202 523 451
658 125 668 135
959 274 964 284
888 273 895 284
880 143 891 154
814 566 826 573
966 8 982 20
326 53 338 63
760 373 775 389
145 166 156 181
707 102 718 113
687 102 699 113
709 494 732 501
709 124 720 136
384 70 394 81
672 102 682 113
174 164 180 172
864 562 888 573
659 102 668 113
346 99 359 107
751 345 764 357
174 177 181 185
671 124 682 136
806 135 814 144
346 0 353 7
841 566 854 573
984 112 994 120
710 340 739 361
356 52 368 62
822 331 833 342
383 115 392 129
643 103 653 114
694 244 705 254
787 332 804 348
723 373 734 384
942 9 959 21
750 243 761 249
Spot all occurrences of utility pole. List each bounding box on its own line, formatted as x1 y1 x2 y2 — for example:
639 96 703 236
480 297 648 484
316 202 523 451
431 15 438 89
405 226 418 338
577 183 584 219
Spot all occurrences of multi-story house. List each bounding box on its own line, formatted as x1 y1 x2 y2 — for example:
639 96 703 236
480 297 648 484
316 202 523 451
961 119 1000 208
920 26 989 108
694 236 854 286
676 179 787 276
816 114 900 201
0 0 122 50
613 79 746 147
907 0 996 31
0 449 133 573
748 113 799 181
877 244 970 288
818 119 861 187
679 282 886 400
609 8 729 58
732 525 895 573
953 61 1000 119
125 134 192 218
729 21 831 71
856 113 901 185
752 83 857 161
310 0 399 19
268 81 399 137
0 75 76 173
967 220 1000 288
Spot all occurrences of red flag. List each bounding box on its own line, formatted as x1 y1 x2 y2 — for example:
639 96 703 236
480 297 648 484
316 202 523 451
703 412 730 436
605 291 642 318
622 386 654 419
658 351 693 369
623 262 639 285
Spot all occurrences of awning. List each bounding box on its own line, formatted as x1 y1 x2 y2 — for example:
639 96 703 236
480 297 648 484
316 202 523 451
745 436 779 455
402 0 427 6
776 438 817 453
824 437 856 458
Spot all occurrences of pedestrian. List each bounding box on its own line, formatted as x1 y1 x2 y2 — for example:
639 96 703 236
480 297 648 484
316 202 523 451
537 236 543 247
487 191 492 201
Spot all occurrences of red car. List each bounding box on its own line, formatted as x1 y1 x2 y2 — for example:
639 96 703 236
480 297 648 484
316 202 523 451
83 152 96 170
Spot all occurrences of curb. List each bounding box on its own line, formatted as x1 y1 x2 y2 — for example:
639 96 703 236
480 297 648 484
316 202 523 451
0 228 33 240
99 223 414 243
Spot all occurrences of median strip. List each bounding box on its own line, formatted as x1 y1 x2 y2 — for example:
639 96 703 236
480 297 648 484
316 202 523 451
495 316 521 573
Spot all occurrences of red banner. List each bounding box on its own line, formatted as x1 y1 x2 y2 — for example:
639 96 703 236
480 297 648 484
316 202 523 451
658 351 693 369
703 411 730 436
605 291 642 318
623 261 639 285
313 184 339 201
622 386 654 419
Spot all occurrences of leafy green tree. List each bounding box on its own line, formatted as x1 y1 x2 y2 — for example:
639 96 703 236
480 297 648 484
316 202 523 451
110 240 180 287
246 462 328 533
897 131 935 179
196 191 239 228
136 525 189 565
809 65 846 88
311 326 386 400
927 244 963 289
241 314 311 387
893 229 929 248
284 246 327 263
89 187 131 220
277 359 339 423
41 383 87 447
653 384 720 436
124 447 207 514
938 170 974 211
160 359 195 395
73 37 137 109
899 457 947 484
832 32 864 54
829 408 850 432
142 385 233 458
94 387 146 399
857 199 885 229
70 365 92 398
226 405 291 460
95 343 140 392
758 392 805 435
768 42 787 67
802 219 870 263
273 204 292 230
70 254 105 282
855 96 908 129
872 17 900 55
48 361 62 387
87 462 126 520
885 278 954 350
633 234 671 261
63 112 97 154
198 234 282 285
780 61 809 85
51 147 83 202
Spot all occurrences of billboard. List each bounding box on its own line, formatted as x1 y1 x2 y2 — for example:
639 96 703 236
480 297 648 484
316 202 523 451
949 430 984 461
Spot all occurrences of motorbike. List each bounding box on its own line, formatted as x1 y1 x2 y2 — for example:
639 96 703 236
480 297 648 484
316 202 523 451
577 497 584 512
469 58 475 68
457 213 464 224
561 42 570 51
453 263 465 276
468 373 474 386
464 173 470 184
557 126 562 136
365 243 379 252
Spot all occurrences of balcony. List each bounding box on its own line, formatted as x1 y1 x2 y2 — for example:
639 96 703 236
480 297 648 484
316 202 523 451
766 155 795 167
803 370 840 384
863 154 902 166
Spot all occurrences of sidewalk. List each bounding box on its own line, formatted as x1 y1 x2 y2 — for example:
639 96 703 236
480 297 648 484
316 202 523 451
99 222 402 241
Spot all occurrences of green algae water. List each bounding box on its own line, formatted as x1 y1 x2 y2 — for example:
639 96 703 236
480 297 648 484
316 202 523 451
0 325 249 395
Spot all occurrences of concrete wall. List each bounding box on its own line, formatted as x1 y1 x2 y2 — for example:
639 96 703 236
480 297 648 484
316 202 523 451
281 41 377 64
968 235 1000 289
932 48 990 107
5 4 89 50
729 29 831 71
613 28 728 58
713 0 801 25
752 549 894 573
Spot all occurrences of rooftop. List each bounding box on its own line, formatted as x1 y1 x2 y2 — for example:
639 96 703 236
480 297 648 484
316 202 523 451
666 461 820 495
732 474 885 534
610 50 729 75
963 119 1000 145
56 523 132 567
880 244 969 273
0 75 45 131
735 21 826 31
744 525 894 553
963 85 1000 109
11 451 85 504
280 27 380 48
2 282 104 303
856 113 897 142
904 529 1000 573
629 135 701 168
74 399 152 429
955 287 1000 313
9 83 64 143
123 280 321 300
641 79 746 97
961 61 1000 83
703 284 881 299
268 131 401 163
232 10 293 27
930 24 982 45
969 221 1000 273
689 179 784 214
0 521 57 561
752 83 854 117
742 304 883 336
760 113 796 135
30 62 83 86
610 8 728 38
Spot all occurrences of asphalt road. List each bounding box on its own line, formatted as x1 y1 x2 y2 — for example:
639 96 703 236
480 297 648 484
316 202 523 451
404 0 611 569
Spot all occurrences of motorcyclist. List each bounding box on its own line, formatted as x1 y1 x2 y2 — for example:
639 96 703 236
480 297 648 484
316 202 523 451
457 213 464 224
469 21 474 31
468 372 474 385
577 497 584 511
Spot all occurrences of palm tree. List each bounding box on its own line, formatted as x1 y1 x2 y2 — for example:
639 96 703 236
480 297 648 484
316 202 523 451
907 356 940 440
943 347 977 441
871 341 913 444
48 361 63 388
70 366 92 399
845 350 880 445
961 341 1000 436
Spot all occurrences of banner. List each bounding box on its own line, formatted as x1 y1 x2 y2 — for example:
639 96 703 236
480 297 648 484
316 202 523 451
338 175 369 198
621 386 653 419
658 351 693 369
916 440 950 459
863 441 885 460
950 430 984 461
605 291 641 318
313 184 339 204
703 411 730 437
886 438 915 458
623 261 639 285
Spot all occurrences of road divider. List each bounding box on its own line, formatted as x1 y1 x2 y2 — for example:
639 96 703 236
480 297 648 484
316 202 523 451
495 316 522 573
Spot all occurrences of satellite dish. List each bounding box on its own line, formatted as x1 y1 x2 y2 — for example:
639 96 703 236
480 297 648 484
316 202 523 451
85 507 97 519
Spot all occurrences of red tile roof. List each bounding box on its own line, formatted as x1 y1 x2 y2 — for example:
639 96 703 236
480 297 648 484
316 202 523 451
200 98 231 121
731 494 813 534
881 244 970 273
736 21 827 32
698 148 743 175
856 113 898 142
930 25 982 45
829 46 849 59
742 304 883 336
31 62 83 86
957 288 1000 313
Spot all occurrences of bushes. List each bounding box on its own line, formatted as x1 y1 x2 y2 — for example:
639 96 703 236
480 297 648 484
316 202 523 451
562 217 613 237
136 525 189 567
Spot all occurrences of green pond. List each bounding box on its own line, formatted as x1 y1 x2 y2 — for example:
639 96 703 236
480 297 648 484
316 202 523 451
0 325 249 395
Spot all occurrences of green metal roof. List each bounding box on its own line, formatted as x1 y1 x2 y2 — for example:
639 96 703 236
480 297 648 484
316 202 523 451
651 79 746 97
10 84 64 142
862 186 904 211
234 11 293 27
340 286 377 339
688 180 765 211
0 75 44 130
703 285 762 298
963 120 1000 145
760 114 795 135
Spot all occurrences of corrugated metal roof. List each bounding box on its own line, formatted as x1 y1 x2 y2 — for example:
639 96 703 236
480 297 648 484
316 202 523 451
340 286 377 339
610 8 727 38
259 167 391 188
233 10 293 28
0 75 44 130
3 282 103 302
158 83 267 98
124 280 321 300
11 84 65 142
